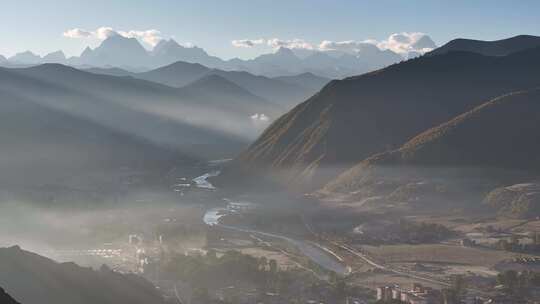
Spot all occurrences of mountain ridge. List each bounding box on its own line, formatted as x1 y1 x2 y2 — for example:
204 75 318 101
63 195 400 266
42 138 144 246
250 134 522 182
218 46 540 190
0 63 269 164
428 34 540 57
0 287 20 304
135 60 319 108
321 88 540 210
0 246 166 304
1 34 429 78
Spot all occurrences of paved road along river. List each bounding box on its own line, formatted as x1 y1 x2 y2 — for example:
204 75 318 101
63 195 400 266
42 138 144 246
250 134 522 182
203 203 349 275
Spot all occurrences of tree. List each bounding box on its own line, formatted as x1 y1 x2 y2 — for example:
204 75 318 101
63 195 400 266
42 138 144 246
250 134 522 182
498 239 512 251
441 288 458 304
510 235 521 250
206 249 218 263
99 264 112 273
334 278 347 301
192 287 210 303
269 259 278 274
259 256 268 271
449 275 466 301
277 271 293 295
497 270 519 294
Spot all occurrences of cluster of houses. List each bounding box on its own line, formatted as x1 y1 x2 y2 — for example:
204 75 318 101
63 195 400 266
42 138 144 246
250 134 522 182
376 284 441 304
511 256 540 264
375 283 526 304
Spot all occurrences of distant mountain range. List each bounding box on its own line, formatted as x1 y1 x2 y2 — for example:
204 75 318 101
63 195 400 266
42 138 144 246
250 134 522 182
0 62 296 187
0 51 330 189
225 46 405 79
0 246 166 304
1 34 436 78
126 60 328 107
83 60 328 108
0 64 185 187
219 36 540 192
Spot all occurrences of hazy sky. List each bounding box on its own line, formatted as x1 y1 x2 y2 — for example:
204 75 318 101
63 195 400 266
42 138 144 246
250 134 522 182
2 0 539 59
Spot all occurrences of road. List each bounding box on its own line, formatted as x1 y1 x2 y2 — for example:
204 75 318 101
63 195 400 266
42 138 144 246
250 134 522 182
324 240 491 296
220 222 349 275
203 206 350 275
174 283 184 304
336 243 452 287
198 172 477 293
197 173 348 276
301 214 453 286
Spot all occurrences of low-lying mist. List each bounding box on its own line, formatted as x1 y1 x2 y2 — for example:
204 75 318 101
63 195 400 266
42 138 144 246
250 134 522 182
0 187 210 266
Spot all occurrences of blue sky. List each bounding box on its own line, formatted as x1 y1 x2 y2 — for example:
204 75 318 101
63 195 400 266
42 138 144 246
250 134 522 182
2 0 539 59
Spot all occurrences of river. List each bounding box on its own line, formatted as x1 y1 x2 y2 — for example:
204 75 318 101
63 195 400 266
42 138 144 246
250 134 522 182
196 173 349 275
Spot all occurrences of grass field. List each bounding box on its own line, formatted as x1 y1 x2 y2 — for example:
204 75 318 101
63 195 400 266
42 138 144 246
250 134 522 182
239 247 298 270
363 244 520 267
350 273 443 290
406 215 540 234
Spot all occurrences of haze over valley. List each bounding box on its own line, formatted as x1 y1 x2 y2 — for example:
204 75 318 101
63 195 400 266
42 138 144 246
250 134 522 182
1 1 540 304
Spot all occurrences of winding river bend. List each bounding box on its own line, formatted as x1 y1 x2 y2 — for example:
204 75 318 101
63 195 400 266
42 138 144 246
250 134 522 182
197 172 349 275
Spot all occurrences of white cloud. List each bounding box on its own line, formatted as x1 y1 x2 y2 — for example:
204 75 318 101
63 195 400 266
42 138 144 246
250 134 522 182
250 113 269 122
231 38 314 50
267 38 313 50
95 27 118 40
63 27 164 47
63 28 92 39
232 39 266 48
318 40 378 53
317 33 435 56
231 32 435 57
119 29 163 47
376 32 435 55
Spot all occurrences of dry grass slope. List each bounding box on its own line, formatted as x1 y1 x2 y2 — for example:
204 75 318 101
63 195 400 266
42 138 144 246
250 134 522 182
323 88 540 210
222 47 540 190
